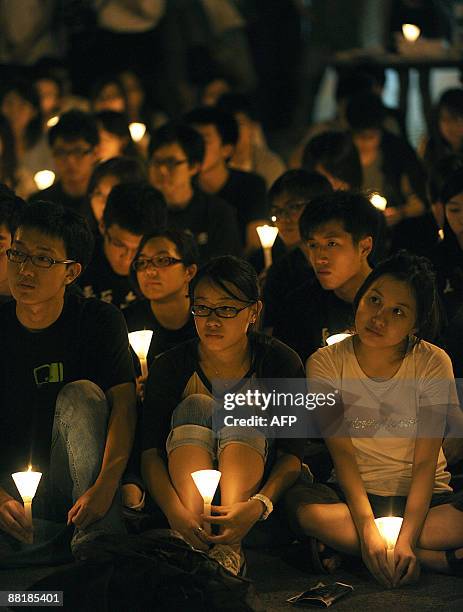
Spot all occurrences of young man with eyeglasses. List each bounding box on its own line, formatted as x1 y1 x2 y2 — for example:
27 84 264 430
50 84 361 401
0 200 136 560
78 182 167 310
148 121 242 263
0 184 25 304
29 110 99 217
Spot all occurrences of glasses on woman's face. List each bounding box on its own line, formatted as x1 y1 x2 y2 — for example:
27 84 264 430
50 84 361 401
191 303 253 319
270 202 307 221
132 255 183 272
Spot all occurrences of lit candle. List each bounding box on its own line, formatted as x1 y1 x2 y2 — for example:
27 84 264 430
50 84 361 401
191 469 221 535
374 516 403 575
12 466 42 543
46 115 59 128
256 225 279 269
438 228 445 241
402 24 421 43
128 330 153 379
370 193 387 212
129 122 147 143
34 170 55 190
326 332 352 346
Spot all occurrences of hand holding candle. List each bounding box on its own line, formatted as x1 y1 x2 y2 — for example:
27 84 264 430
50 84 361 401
12 467 42 543
191 469 221 535
374 516 403 576
256 225 279 269
128 330 153 379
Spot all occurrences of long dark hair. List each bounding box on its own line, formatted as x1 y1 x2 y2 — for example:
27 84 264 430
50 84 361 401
0 114 17 188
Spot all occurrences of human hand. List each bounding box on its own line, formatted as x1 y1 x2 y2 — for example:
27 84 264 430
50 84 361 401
0 497 32 543
67 482 115 530
392 540 420 587
360 523 393 588
167 506 209 551
201 500 263 546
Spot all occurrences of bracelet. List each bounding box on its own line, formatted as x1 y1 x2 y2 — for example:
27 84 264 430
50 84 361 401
249 493 273 521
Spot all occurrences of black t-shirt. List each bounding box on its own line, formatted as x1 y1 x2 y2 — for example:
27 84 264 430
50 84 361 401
430 236 463 322
78 237 141 310
123 299 197 366
0 294 135 473
143 332 306 461
29 182 87 217
262 247 313 329
167 189 242 263
218 169 268 245
273 279 354 364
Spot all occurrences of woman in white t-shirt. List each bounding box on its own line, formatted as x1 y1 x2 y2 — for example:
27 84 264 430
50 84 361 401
286 251 463 587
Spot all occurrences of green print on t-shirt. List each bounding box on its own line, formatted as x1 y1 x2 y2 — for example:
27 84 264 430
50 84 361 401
33 362 64 387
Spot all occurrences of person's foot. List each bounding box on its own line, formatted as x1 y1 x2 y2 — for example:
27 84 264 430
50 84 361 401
309 537 342 573
445 547 463 576
208 544 246 576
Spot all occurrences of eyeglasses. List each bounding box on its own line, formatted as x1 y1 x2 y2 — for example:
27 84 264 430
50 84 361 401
191 304 254 319
132 255 183 271
105 231 139 257
270 202 307 221
52 147 93 160
6 248 76 269
150 158 189 172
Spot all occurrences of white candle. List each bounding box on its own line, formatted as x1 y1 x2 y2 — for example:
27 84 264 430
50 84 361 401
256 225 279 269
374 516 403 575
129 122 147 143
191 469 221 535
34 170 55 190
128 330 153 379
46 115 59 128
402 24 421 43
12 467 42 543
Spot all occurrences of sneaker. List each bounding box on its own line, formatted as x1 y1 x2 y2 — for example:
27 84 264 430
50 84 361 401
208 544 246 576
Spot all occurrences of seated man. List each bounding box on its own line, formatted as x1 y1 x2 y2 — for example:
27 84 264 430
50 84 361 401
0 184 24 304
78 182 167 309
29 110 99 217
273 191 380 364
185 106 268 253
0 200 136 559
148 122 241 263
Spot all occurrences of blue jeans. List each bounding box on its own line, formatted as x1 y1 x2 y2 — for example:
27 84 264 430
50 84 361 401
166 393 270 463
0 380 125 566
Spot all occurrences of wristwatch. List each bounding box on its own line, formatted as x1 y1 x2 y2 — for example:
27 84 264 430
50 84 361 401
249 493 273 521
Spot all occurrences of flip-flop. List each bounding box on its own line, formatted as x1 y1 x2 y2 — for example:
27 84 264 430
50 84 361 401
308 537 341 574
445 549 463 577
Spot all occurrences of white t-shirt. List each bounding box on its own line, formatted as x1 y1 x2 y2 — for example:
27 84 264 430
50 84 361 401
307 337 458 496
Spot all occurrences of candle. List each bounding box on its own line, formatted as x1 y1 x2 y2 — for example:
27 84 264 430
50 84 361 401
374 516 403 575
256 225 279 269
191 469 221 535
438 228 445 241
370 193 387 212
34 170 55 190
128 330 153 379
12 466 42 543
326 333 352 346
129 122 147 143
402 24 421 43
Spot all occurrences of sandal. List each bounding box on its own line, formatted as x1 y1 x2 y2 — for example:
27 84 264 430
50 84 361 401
445 549 463 577
209 544 247 577
308 537 341 574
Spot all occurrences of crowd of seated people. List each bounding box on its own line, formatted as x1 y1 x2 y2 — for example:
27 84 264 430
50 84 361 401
2 64 463 590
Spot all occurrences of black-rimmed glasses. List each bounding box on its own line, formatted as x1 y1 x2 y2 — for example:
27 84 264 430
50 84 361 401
132 255 184 271
191 304 253 319
6 248 76 269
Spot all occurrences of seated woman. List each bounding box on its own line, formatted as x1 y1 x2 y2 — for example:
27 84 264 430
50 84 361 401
286 251 463 586
124 228 199 368
95 110 141 162
141 256 305 575
421 89 463 171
